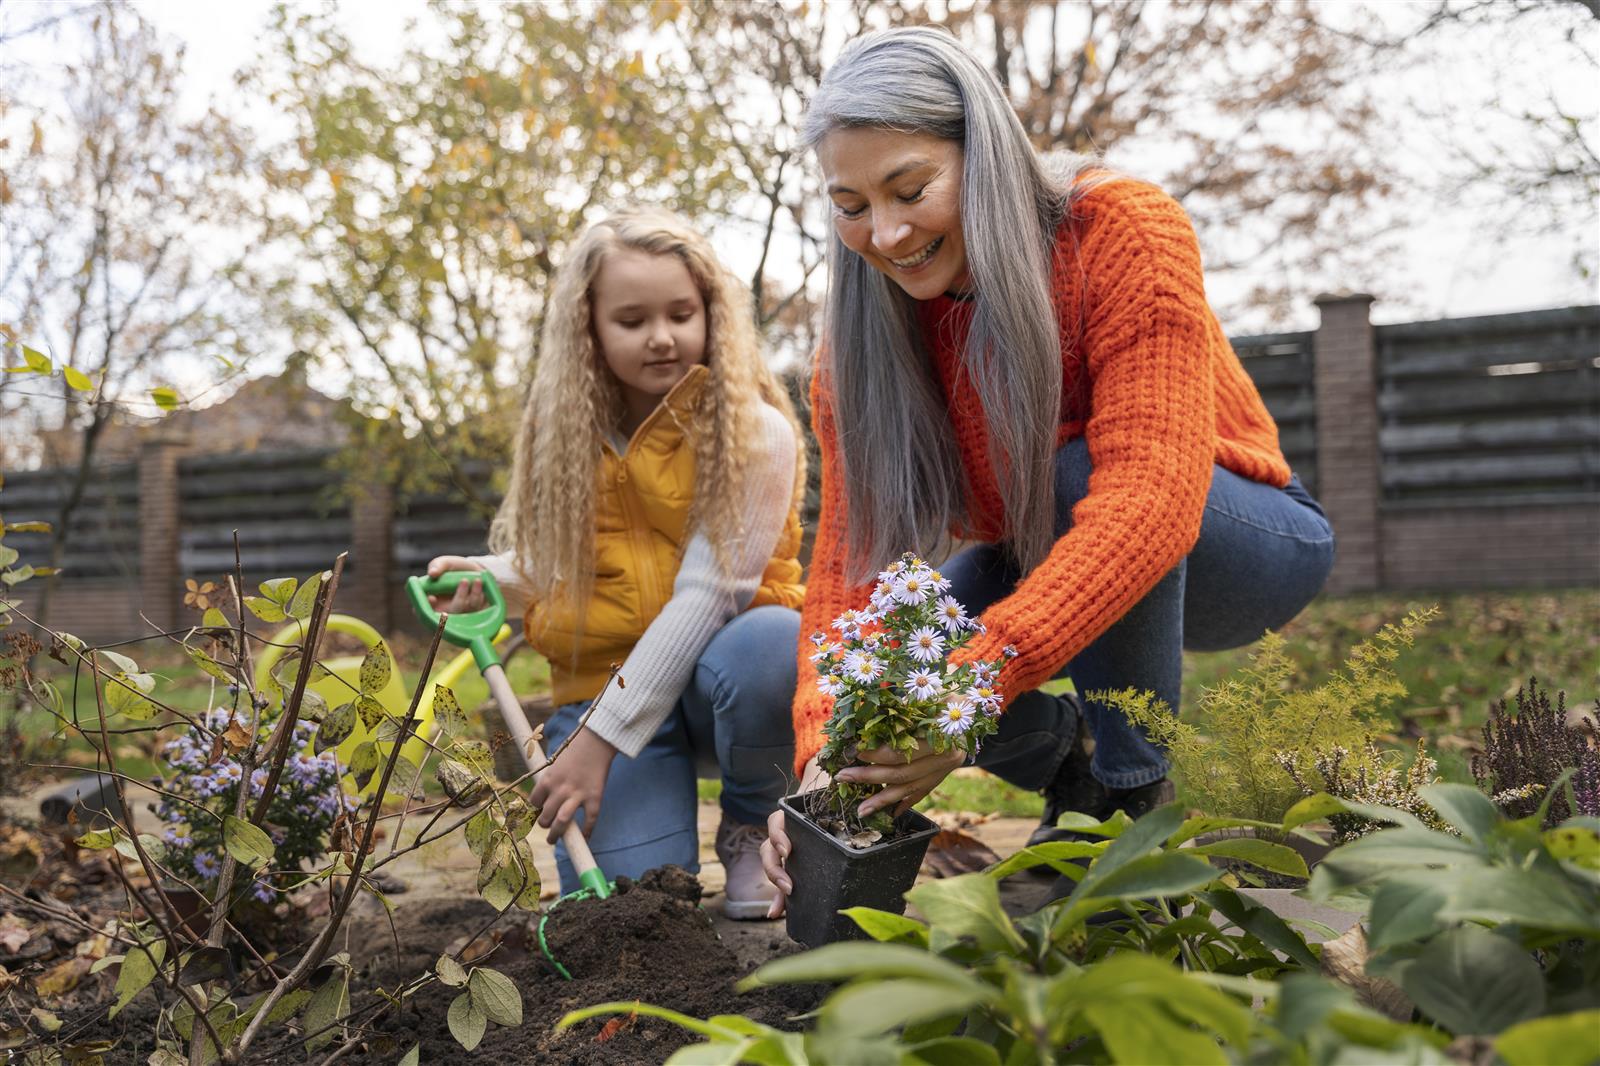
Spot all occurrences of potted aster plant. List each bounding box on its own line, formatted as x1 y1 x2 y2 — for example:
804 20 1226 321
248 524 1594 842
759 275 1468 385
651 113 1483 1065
782 553 1012 946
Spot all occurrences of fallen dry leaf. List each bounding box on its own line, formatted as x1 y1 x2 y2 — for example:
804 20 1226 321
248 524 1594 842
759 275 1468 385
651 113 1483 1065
0 915 34 954
33 956 92 997
922 828 1003 879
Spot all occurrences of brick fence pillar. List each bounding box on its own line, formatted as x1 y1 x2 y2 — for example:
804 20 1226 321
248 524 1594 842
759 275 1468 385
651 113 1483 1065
1312 293 1382 594
345 480 394 630
138 435 188 631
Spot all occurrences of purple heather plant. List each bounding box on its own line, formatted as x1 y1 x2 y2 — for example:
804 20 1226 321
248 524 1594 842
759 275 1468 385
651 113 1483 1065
1472 677 1600 826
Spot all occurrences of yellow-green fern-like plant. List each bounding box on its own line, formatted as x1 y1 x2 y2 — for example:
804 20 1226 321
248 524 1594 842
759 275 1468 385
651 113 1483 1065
1099 607 1438 824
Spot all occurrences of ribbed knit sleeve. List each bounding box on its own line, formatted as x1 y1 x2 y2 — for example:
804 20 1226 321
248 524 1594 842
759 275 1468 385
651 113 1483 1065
957 184 1216 695
791 373 874 772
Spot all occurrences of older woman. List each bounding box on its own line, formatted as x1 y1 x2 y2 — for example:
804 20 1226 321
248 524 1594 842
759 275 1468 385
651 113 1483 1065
761 26 1335 914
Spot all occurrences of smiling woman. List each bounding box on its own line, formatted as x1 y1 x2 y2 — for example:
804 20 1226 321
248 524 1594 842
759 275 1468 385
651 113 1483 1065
761 26 1339 917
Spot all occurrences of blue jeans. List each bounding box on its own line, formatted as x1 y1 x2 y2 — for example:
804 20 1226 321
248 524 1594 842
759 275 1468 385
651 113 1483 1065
954 438 1335 791
541 604 799 893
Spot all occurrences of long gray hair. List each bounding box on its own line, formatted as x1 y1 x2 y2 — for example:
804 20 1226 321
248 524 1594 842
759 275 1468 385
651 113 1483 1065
803 26 1096 582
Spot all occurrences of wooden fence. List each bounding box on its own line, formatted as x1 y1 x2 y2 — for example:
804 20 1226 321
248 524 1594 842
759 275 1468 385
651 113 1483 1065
3 300 1596 640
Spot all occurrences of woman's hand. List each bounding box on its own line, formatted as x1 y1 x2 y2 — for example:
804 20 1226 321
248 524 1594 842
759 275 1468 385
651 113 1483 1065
529 728 617 844
425 556 486 613
838 739 964 819
760 758 830 919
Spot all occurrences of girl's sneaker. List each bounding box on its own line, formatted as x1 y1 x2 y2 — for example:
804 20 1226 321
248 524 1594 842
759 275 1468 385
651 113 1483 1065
715 817 777 920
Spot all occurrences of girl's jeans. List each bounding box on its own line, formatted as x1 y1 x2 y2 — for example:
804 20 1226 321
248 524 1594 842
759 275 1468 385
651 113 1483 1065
541 605 799 893
953 438 1336 792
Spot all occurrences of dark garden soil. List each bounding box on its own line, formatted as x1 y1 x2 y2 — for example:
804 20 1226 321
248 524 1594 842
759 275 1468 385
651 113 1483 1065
337 866 822 1066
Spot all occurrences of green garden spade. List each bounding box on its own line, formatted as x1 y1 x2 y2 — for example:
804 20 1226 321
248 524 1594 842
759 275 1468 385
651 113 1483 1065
406 569 611 978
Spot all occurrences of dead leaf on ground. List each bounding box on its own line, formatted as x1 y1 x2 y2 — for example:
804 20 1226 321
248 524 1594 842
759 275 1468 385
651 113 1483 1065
922 828 1002 879
595 1010 637 1043
32 955 92 997
0 915 34 954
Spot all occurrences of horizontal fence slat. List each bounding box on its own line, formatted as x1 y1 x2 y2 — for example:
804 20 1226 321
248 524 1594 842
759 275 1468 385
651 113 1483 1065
179 466 343 499
1377 367 1597 418
178 447 339 475
1381 450 1600 490
1381 413 1600 454
1379 337 1597 379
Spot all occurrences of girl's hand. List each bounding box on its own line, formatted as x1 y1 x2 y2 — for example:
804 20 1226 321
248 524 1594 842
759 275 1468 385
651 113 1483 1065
425 556 486 613
759 757 829 919
837 739 964 819
530 728 617 844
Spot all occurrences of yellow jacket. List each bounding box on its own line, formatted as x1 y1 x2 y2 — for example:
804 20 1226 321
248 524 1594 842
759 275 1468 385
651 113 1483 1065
525 366 805 706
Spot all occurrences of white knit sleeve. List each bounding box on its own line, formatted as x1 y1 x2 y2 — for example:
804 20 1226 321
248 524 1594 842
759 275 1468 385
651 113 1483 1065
466 552 535 618
580 404 798 757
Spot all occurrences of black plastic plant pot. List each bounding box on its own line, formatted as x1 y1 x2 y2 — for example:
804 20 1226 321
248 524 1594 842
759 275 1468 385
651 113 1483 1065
779 789 940 949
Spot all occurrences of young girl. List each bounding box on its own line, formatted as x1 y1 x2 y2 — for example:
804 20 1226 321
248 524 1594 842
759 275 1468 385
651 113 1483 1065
428 208 806 918
763 28 1336 912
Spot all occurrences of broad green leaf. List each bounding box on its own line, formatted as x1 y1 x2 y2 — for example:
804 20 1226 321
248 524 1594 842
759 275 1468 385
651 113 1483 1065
75 829 117 849
432 685 467 735
303 968 350 1052
447 993 486 1050
387 755 424 801
464 808 495 859
820 978 985 1038
111 941 165 1019
4 521 49 533
1070 803 1186 902
1272 972 1354 1040
841 907 930 946
1282 793 1349 832
451 739 495 779
436 759 485 805
1078 850 1215 902
1084 1000 1226 1065
150 386 180 411
177 946 230 987
397 1045 419 1066
1443 866 1600 937
1496 1010 1600 1066
298 688 328 723
1197 889 1319 970
741 943 994 1001
359 642 392 693
1419 783 1501 843
316 702 356 754
288 572 324 620
223 816 275 869
906 874 1025 954
63 366 92 391
186 647 234 685
985 839 1103 879
436 955 467 987
355 694 387 730
0 545 16 567
244 597 286 623
1168 815 1281 846
1543 825 1600 868
21 345 51 372
1077 954 1253 1049
200 607 229 629
0 563 34 586
903 1036 1002 1065
1399 925 1545 1035
106 671 157 720
1366 875 1448 951
258 577 298 605
348 743 380 792
99 649 138 673
662 1041 757 1066
1188 837 1309 880
467 967 522 1026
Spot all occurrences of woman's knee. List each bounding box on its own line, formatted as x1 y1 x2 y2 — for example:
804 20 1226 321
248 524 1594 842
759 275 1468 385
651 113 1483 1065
695 605 800 717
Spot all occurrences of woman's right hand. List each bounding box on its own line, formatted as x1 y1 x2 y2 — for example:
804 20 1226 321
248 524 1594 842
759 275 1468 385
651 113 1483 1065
425 556 487 613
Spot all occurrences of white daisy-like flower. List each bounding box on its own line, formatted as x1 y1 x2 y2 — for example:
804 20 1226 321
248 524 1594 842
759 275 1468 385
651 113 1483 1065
884 560 906 577
938 696 977 736
905 669 942 701
906 626 946 664
970 620 988 635
934 595 969 633
809 641 841 664
832 609 863 634
817 675 847 697
894 572 933 606
967 684 1003 714
1002 644 1020 659
926 569 952 594
862 632 884 650
843 650 884 683
972 662 996 685
810 632 826 647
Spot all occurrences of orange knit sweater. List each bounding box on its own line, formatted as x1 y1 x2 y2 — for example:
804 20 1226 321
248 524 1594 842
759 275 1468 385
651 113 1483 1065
793 178 1292 773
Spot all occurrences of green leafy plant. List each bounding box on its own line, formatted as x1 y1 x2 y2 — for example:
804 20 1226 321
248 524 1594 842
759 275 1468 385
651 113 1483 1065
563 801 1449 1064
807 552 1011 842
1473 677 1600 826
1106 607 1438 823
1307 781 1600 1060
5 553 549 1063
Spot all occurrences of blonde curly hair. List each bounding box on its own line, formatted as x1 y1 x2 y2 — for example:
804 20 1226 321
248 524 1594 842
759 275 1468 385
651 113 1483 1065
490 207 806 614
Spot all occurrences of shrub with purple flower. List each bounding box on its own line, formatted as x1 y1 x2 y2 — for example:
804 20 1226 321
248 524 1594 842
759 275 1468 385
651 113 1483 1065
156 708 354 904
808 553 1012 844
